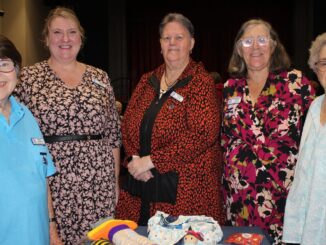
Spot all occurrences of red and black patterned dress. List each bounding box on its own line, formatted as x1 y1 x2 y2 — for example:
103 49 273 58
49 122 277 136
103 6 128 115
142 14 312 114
115 60 225 225
15 61 121 244
221 70 315 244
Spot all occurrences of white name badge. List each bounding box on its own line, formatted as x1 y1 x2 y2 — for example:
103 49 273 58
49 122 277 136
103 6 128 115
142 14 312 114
227 96 241 105
93 79 107 88
31 138 46 145
170 91 184 102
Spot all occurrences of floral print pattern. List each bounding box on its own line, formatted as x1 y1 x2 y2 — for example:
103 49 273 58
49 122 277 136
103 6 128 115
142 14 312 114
15 61 121 244
221 70 315 244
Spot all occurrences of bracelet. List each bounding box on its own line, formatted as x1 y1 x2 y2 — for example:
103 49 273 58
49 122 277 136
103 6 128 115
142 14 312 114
49 217 56 223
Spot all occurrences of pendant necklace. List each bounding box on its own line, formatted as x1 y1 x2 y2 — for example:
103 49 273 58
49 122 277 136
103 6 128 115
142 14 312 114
159 72 178 99
159 88 166 99
164 73 178 90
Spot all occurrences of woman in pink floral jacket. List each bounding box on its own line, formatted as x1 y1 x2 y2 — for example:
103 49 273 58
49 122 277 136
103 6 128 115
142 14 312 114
221 19 315 244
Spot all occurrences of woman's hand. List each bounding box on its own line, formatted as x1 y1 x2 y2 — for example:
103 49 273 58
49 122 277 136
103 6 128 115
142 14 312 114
128 155 154 179
134 170 154 182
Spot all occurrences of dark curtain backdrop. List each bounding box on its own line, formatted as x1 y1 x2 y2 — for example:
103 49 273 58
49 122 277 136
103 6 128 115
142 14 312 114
43 0 325 102
126 0 294 91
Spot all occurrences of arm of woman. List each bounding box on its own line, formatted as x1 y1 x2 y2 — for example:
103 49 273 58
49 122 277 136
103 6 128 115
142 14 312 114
48 182 63 245
100 72 122 198
104 73 122 151
112 147 121 204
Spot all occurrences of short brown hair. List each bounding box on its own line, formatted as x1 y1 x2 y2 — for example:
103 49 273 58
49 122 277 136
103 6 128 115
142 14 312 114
0 34 22 69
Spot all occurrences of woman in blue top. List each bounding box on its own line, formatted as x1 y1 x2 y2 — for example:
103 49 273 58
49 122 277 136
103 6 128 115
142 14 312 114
0 35 62 244
283 33 326 244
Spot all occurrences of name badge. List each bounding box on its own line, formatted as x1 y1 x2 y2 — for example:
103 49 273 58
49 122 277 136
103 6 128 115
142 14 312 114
93 79 107 88
227 96 241 105
31 138 45 145
170 91 184 102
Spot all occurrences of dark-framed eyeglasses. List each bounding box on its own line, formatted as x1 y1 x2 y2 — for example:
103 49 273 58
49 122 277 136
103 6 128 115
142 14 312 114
0 59 15 73
238 36 272 48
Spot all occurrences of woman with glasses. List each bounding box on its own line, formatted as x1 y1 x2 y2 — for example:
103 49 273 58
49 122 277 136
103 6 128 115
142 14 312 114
221 19 315 244
0 34 62 244
283 33 326 245
14 7 121 244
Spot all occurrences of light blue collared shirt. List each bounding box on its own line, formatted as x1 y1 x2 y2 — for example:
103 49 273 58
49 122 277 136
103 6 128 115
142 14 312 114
283 95 326 245
0 96 56 245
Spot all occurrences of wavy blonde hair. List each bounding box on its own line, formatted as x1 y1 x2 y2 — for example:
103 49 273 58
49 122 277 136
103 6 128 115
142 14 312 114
42 7 85 47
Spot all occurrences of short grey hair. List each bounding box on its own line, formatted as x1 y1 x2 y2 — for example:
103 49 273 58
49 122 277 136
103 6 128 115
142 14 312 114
159 13 194 38
308 33 326 72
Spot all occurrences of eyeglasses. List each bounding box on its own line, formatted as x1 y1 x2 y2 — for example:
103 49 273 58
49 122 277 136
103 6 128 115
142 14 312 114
238 36 272 48
315 60 326 72
0 60 15 73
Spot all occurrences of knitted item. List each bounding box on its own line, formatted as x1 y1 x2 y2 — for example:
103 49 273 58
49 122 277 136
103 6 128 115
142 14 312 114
91 239 112 245
87 219 154 245
111 226 153 245
87 219 137 240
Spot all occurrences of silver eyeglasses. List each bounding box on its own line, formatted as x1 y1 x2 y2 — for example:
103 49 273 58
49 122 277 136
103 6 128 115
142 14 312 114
315 60 326 72
0 59 15 73
238 36 272 48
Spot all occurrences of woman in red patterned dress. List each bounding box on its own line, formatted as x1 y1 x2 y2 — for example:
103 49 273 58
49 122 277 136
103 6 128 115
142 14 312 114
221 19 315 244
115 13 225 225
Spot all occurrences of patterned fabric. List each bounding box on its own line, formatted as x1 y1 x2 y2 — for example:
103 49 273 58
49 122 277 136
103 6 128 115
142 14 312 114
221 69 315 244
283 95 326 244
147 211 223 245
115 60 225 224
15 60 121 244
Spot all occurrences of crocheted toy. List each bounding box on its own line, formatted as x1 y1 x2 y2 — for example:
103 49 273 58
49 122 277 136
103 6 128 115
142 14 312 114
183 229 204 244
87 219 154 245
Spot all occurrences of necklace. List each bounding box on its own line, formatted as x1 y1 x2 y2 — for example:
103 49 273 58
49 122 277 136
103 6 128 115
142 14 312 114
159 88 166 99
164 73 178 91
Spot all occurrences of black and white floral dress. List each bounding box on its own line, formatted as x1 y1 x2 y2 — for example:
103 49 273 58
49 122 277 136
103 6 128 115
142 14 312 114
15 60 121 244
